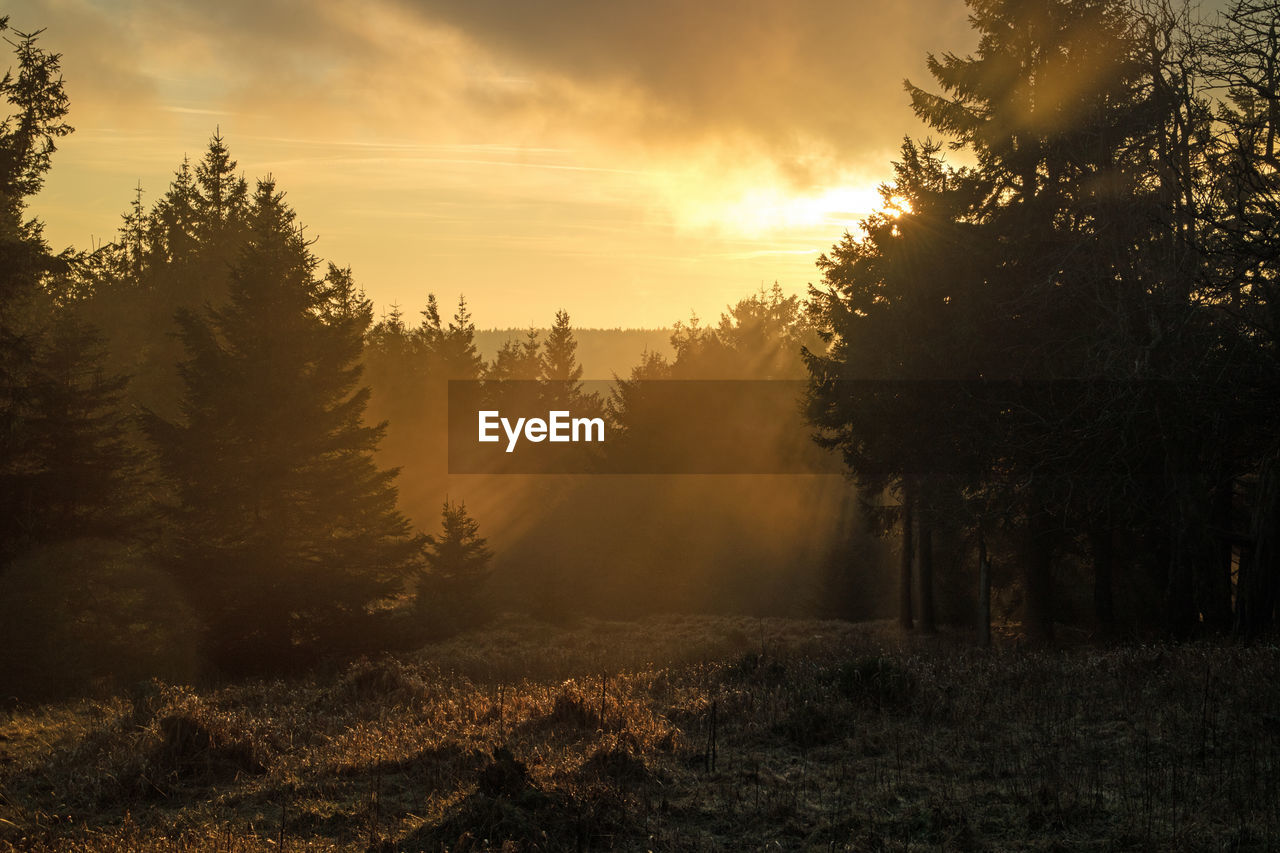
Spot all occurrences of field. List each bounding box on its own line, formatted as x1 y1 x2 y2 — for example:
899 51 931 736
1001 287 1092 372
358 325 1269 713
2 615 1278 851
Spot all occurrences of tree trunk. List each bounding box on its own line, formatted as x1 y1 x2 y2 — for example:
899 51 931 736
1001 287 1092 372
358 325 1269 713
1165 526 1197 639
1024 505 1055 644
1089 523 1115 636
1238 459 1280 637
899 490 914 631
1202 477 1236 632
917 510 936 635
978 533 991 648
1165 456 1200 640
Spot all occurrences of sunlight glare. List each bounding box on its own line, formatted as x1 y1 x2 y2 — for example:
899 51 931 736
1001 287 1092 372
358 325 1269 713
679 182 886 238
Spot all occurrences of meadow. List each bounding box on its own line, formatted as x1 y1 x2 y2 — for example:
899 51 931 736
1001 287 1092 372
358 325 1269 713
2 615 1278 851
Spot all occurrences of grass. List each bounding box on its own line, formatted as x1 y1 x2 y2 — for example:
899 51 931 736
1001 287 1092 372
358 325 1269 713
1 614 1278 851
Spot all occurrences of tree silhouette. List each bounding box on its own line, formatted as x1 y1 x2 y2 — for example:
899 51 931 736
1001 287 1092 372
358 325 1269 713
487 327 541 381
539 308 602 419
145 178 421 670
0 22 139 566
417 499 493 631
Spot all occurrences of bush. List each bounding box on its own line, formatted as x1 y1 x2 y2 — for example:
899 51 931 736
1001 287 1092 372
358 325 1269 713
336 655 430 704
833 655 916 711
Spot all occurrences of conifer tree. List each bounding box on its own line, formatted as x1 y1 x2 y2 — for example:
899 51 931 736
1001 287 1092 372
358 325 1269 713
438 295 484 380
417 499 492 630
19 317 144 547
145 178 421 670
194 128 249 241
0 21 138 566
541 309 584 386
483 327 543 420
148 157 199 269
417 294 443 351
487 328 541 381
540 309 600 415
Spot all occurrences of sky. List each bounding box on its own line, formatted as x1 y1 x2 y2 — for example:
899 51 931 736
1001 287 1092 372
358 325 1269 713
14 0 977 328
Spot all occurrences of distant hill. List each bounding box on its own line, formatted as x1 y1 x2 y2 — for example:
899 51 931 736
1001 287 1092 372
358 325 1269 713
474 328 674 379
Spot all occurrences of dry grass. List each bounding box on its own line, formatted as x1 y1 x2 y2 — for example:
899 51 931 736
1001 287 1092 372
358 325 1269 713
1 614 1278 851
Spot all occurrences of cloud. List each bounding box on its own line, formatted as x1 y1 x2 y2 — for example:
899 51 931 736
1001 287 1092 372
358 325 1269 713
15 0 982 326
390 0 975 177
7 0 164 126
22 0 975 183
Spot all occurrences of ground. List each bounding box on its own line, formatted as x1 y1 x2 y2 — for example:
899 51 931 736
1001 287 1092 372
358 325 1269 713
1 615 1278 851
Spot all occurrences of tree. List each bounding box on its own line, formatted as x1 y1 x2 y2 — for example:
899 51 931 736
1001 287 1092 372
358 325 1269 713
193 128 249 244
19 317 144 544
487 327 542 381
899 0 1205 641
539 308 601 416
0 20 71 231
803 0 1280 641
0 19 72 323
483 326 544 454
148 157 200 270
76 132 255 420
541 308 584 385
417 499 493 631
805 139 993 637
145 178 421 671
437 295 484 380
0 21 140 567
686 284 815 380
1205 0 1280 636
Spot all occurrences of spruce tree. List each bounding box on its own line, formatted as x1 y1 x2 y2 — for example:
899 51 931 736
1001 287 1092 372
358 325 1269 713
194 128 249 241
438 295 484 380
417 499 492 631
540 309 600 415
487 328 541 381
541 309 584 385
148 157 199 269
145 178 421 670
85 133 255 419
0 22 139 566
21 316 144 546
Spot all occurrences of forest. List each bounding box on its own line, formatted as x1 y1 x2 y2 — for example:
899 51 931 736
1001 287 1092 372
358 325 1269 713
1 0 1279 849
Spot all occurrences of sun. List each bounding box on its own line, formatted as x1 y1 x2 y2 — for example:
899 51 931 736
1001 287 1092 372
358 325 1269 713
674 180 887 238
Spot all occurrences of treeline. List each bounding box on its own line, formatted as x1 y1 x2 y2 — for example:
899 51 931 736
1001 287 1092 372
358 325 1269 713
472 328 673 379
0 20 437 681
359 282 864 624
0 16 864 699
4 0 1277 697
805 0 1280 641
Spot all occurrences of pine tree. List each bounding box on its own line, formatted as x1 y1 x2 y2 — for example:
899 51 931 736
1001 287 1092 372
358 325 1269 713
417 499 492 631
897 0 1191 641
114 183 149 287
540 309 600 415
487 328 541 381
438 295 484 380
805 139 994 637
148 157 199 269
82 133 258 419
0 22 139 566
19 316 144 548
541 309 584 385
194 128 249 242
0 20 71 229
416 293 443 350
145 178 421 670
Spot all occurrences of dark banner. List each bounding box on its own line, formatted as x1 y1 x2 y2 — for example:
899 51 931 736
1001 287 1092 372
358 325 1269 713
447 379 1196 476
